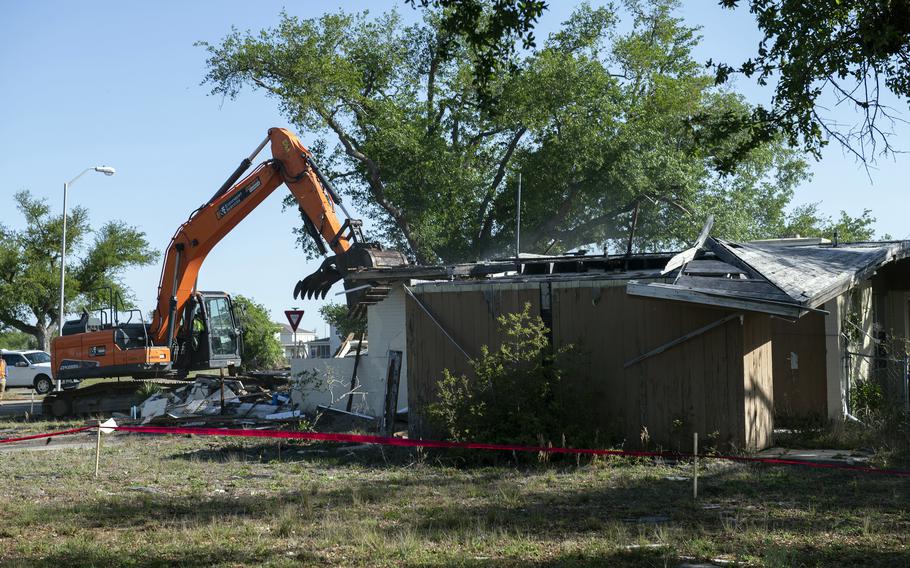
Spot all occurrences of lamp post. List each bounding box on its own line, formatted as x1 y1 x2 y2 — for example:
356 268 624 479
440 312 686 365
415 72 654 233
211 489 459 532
58 166 116 339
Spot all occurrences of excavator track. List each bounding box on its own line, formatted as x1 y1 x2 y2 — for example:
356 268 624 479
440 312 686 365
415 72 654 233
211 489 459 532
42 378 185 418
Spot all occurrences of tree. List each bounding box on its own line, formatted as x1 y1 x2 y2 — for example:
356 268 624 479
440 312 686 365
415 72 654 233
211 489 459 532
405 0 547 104
0 191 159 351
782 206 877 243
714 1 910 164
319 302 367 339
0 328 38 351
234 295 285 370
200 1 874 264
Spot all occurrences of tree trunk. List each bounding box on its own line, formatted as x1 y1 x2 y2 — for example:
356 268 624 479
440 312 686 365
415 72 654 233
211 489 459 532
34 324 50 352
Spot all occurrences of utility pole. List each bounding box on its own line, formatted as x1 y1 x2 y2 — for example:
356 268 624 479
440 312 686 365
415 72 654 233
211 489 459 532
515 173 522 257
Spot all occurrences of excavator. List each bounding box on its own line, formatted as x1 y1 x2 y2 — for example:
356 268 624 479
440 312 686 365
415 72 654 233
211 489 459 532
50 128 407 383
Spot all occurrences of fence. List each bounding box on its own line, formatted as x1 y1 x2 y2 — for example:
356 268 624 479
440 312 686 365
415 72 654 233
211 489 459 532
844 350 910 416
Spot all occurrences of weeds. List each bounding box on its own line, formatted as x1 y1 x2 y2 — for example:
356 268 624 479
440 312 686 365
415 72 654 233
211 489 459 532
0 430 907 566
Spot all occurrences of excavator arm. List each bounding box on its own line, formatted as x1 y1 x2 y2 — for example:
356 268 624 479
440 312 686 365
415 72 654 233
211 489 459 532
149 127 405 348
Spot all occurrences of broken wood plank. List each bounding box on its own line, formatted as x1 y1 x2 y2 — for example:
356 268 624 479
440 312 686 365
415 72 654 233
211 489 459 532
624 313 743 368
382 350 403 436
403 285 472 360
682 260 747 276
674 276 792 299
626 282 805 318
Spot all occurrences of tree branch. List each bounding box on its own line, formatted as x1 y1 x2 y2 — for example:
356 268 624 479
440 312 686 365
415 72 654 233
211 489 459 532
476 127 527 244
545 202 640 251
2 314 39 337
426 37 442 135
520 178 586 248
317 109 428 263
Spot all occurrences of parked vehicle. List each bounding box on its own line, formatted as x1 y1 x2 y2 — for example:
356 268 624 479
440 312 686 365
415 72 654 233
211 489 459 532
0 350 78 394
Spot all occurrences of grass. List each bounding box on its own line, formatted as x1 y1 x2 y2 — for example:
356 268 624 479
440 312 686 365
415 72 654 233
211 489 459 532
776 412 910 469
0 420 908 567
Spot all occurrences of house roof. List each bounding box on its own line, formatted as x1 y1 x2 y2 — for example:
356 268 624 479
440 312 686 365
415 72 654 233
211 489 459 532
276 323 315 334
627 238 910 318
342 223 910 320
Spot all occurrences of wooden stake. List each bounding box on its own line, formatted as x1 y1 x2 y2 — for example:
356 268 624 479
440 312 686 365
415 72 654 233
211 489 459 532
94 424 102 477
693 432 698 500
346 331 365 412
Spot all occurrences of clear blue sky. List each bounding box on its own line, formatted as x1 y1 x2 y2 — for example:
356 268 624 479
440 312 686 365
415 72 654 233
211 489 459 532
2 1 907 335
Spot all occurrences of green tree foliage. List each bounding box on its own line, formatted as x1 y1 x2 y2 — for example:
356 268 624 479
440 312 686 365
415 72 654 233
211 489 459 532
0 328 38 350
201 1 874 263
234 295 285 370
0 191 158 351
782 206 876 243
428 303 580 445
406 0 547 104
318 302 366 339
715 0 910 164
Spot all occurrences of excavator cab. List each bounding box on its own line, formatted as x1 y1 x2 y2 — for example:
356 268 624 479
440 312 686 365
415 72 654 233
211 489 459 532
52 289 242 380
172 291 242 375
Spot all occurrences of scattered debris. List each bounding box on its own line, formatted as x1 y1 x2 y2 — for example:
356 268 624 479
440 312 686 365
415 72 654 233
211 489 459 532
264 409 302 420
315 405 376 422
136 375 302 425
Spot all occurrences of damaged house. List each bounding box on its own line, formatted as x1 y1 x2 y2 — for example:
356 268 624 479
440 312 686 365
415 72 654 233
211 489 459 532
295 232 910 451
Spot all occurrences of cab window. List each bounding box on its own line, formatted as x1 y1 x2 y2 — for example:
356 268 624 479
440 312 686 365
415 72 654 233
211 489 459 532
204 297 237 357
1 354 27 367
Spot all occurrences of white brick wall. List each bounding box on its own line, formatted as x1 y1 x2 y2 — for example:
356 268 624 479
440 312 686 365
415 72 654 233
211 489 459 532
289 285 408 418
366 285 408 411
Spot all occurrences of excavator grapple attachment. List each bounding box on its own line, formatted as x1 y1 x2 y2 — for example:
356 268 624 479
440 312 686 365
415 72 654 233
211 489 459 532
294 244 408 304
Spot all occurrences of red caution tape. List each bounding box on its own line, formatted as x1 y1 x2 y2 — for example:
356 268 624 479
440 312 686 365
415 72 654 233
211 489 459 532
112 425 910 478
3 423 907 478
0 426 93 444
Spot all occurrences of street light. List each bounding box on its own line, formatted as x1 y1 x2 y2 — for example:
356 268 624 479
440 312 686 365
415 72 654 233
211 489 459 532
58 166 116 339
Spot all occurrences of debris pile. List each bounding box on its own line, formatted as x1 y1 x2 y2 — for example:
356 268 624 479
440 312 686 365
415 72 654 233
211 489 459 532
137 376 300 425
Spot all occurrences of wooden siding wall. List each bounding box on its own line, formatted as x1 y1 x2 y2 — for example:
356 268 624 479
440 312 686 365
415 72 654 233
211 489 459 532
771 314 828 420
406 281 775 451
406 285 540 438
743 314 774 449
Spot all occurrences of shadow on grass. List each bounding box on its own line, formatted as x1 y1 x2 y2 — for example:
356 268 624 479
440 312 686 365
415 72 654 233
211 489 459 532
10 546 671 568
12 541 910 568
6 542 320 568
7 444 910 567
169 438 549 469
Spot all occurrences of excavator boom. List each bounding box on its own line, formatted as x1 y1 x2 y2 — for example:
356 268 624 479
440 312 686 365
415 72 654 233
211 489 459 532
51 127 407 381
151 128 355 347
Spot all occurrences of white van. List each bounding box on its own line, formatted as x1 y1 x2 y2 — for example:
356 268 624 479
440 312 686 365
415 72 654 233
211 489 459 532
0 350 77 394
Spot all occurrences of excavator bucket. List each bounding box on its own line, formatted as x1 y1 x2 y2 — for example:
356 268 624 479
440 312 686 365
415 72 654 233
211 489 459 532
294 244 408 304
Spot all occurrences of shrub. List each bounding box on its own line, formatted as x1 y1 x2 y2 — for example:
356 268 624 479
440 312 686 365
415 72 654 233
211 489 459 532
428 303 580 447
234 295 285 371
851 378 885 419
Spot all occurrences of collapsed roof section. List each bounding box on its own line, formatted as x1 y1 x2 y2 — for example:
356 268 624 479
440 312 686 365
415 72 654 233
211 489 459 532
343 251 676 315
342 224 910 320
627 238 910 319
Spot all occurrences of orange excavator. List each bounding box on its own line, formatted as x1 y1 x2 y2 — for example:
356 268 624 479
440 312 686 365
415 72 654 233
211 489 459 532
50 128 406 381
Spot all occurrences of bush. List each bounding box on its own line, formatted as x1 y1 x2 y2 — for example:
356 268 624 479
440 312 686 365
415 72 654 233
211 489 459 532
234 295 285 371
428 303 580 447
851 378 885 420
